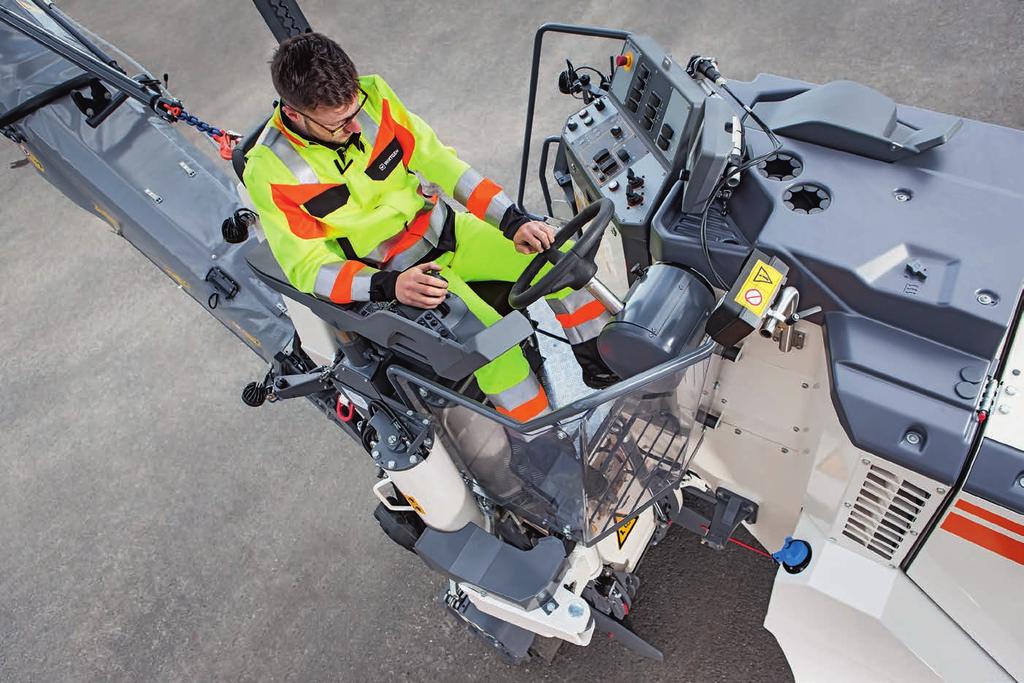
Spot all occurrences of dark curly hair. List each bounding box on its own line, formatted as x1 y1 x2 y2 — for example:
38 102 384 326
270 32 359 111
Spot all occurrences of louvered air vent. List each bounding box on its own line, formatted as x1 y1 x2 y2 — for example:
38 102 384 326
841 464 932 561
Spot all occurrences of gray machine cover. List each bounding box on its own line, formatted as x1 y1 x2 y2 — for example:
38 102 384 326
0 2 294 362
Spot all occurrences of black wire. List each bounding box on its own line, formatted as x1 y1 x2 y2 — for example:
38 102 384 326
697 83 784 288
534 326 571 345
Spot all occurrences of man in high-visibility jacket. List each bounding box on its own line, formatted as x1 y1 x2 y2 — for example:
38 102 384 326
244 33 616 421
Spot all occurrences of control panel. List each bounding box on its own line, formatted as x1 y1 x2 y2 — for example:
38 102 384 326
561 34 708 233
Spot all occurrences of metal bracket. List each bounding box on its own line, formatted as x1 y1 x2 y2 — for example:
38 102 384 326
670 485 758 550
270 369 333 400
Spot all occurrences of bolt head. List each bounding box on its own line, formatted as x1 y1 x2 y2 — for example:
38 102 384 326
801 382 809 389
936 487 946 494
544 601 557 613
844 502 852 508
828 537 836 543
999 404 1011 415
1017 475 1024 489
1005 386 1017 396
905 431 922 446
371 450 380 458
387 460 396 469
861 458 871 466
409 455 418 464
387 435 398 444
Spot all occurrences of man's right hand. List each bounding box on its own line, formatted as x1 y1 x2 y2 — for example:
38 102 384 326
395 262 448 308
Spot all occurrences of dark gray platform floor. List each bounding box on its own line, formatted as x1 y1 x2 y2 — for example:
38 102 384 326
2 1 1021 680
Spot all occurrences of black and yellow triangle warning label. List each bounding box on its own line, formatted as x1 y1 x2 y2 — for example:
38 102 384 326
614 514 638 549
753 265 775 285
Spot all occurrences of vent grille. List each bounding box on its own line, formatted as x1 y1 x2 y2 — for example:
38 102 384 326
840 464 932 561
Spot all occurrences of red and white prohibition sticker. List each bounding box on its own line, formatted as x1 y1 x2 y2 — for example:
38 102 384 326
743 288 763 307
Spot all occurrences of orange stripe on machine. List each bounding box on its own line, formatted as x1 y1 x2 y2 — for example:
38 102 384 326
941 511 1024 565
954 498 1024 537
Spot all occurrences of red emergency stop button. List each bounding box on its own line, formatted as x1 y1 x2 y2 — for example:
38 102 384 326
615 52 634 70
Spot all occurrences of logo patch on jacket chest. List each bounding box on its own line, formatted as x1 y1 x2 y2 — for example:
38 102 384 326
366 137 404 181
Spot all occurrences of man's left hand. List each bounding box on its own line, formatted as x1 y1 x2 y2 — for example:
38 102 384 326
512 221 555 255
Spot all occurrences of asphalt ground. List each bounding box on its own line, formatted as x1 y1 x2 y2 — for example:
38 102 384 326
2 1 1022 681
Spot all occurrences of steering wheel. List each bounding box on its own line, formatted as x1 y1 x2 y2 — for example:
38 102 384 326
508 198 615 310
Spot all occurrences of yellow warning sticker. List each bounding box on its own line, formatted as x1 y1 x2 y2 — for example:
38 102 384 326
733 259 783 317
614 514 637 549
405 494 426 516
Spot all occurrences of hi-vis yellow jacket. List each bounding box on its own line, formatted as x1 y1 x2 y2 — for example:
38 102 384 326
243 74 526 303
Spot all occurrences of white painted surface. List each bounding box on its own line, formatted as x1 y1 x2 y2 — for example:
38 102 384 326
767 515 1011 683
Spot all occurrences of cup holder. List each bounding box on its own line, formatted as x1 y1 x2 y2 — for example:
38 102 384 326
757 152 803 181
783 183 831 214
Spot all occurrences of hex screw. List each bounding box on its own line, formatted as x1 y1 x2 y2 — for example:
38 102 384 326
936 487 946 494
371 450 380 459
844 502 852 508
543 602 557 614
1017 475 1024 489
793 426 801 432
977 292 995 306
893 188 912 202
781 448 789 454
1006 386 1017 396
734 428 742 435
801 382 809 389
387 435 398 445
861 458 870 465
387 460 396 469
409 455 418 464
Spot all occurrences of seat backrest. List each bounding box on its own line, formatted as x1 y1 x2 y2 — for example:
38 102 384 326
231 109 274 183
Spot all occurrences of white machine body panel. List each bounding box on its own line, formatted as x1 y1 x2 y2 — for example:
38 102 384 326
766 515 1011 683
908 492 1024 679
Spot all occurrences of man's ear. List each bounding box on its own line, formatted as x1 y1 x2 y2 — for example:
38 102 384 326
281 104 302 126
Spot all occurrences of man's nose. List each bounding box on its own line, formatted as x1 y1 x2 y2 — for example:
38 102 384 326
345 119 361 134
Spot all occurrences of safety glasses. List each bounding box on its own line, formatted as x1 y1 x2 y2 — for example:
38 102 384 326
285 88 368 137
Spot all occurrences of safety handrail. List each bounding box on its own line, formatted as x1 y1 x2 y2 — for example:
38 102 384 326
387 337 717 433
515 23 629 213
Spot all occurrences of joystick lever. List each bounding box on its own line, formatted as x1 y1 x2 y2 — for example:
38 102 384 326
626 168 644 189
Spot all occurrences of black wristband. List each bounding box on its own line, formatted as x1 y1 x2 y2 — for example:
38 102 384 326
369 270 400 302
499 204 531 240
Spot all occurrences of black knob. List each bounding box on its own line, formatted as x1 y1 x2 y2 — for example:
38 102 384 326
627 168 644 189
626 190 643 207
567 120 578 131
610 125 622 138
241 381 267 407
595 98 606 111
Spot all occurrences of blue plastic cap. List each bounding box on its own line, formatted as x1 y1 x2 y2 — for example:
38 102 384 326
772 536 811 567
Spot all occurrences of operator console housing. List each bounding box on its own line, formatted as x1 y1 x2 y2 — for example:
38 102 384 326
560 34 706 270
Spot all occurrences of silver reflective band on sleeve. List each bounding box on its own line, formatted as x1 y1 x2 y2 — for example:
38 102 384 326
484 190 514 226
349 271 374 301
313 262 374 303
313 262 342 299
486 372 548 416
453 167 485 206
263 127 319 185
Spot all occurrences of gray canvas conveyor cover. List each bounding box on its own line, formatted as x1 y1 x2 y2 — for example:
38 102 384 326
0 1 295 362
